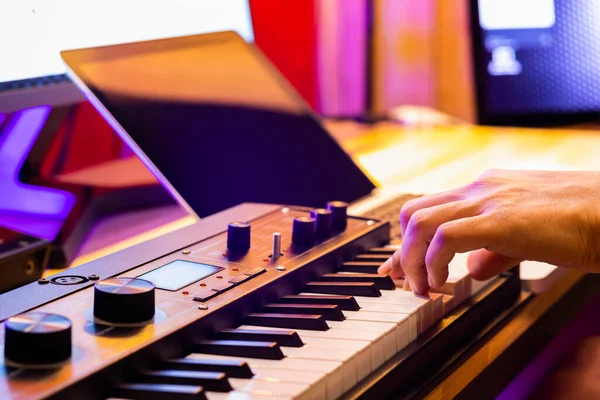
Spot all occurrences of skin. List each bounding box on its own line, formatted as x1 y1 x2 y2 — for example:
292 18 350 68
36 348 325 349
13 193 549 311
378 169 600 295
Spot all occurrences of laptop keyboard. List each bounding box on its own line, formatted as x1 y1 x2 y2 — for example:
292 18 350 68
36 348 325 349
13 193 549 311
365 193 421 240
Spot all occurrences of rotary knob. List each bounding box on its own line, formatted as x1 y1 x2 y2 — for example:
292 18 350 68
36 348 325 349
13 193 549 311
4 312 71 367
292 216 316 247
310 208 332 237
227 222 251 254
327 201 348 231
94 277 155 325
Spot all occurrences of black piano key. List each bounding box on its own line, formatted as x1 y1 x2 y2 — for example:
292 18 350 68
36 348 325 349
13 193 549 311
194 340 284 360
280 294 360 311
216 328 303 347
137 370 232 392
339 261 382 274
355 254 391 263
114 383 206 400
245 313 329 331
305 281 381 297
263 303 345 321
367 247 396 255
320 273 395 290
162 358 253 378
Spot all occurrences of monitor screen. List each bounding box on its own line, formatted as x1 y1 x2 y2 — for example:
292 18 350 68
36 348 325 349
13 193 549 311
0 0 254 84
61 32 376 217
470 0 600 125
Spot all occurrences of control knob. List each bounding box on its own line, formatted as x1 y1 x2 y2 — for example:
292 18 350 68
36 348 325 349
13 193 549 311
94 277 155 324
227 222 251 254
292 216 316 247
327 201 348 230
310 208 332 237
4 312 72 367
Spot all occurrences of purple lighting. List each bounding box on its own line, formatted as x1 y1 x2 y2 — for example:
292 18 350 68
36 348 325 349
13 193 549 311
0 106 75 221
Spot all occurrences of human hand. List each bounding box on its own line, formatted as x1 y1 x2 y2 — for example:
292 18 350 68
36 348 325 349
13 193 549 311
378 169 600 295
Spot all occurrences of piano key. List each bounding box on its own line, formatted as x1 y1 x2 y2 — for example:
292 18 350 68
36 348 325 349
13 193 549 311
384 243 402 250
137 370 232 392
367 247 396 255
282 337 372 382
304 281 381 297
205 391 291 400
281 345 363 391
194 340 284 360
341 310 413 350
250 368 326 399
429 292 444 322
162 358 254 378
228 379 312 400
442 295 455 314
326 320 398 361
238 325 386 374
319 273 395 290
114 383 207 400
187 354 343 400
280 294 360 311
354 254 390 263
339 261 381 274
216 328 303 347
262 303 345 321
245 313 329 331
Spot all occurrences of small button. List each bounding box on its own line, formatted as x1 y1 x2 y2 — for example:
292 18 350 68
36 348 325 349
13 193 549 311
211 282 234 293
229 275 251 285
193 289 218 302
244 268 266 277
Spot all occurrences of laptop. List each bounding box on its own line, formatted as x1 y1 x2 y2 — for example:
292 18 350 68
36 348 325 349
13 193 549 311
60 31 418 239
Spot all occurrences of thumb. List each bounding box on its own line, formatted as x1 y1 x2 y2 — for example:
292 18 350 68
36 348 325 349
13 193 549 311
467 249 521 280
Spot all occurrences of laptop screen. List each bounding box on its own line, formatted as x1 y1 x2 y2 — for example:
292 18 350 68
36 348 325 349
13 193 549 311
61 32 375 217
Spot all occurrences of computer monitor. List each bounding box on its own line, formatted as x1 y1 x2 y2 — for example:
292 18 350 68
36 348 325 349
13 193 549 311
469 0 600 126
0 0 255 113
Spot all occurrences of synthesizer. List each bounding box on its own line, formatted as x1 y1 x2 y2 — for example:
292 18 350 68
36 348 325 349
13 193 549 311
0 202 521 400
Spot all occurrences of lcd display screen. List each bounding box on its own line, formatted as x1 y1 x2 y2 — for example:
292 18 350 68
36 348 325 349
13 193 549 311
138 260 223 291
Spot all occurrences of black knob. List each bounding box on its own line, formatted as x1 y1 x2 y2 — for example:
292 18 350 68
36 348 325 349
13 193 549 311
327 201 348 230
94 277 155 324
310 208 332 237
227 222 251 253
4 312 71 367
292 216 315 247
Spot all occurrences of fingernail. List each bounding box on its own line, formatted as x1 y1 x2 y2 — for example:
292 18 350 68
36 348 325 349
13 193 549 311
378 260 392 275
428 275 434 288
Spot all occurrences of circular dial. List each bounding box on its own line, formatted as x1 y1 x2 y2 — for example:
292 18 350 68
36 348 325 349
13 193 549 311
4 312 72 367
93 277 155 324
227 222 251 253
310 208 333 237
292 216 316 247
327 201 348 231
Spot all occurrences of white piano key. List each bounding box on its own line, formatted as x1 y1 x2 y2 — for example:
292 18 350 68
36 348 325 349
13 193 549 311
206 391 292 400
186 354 342 400
327 320 398 361
237 325 386 373
342 310 412 350
281 346 359 392
228 378 312 400
251 368 327 400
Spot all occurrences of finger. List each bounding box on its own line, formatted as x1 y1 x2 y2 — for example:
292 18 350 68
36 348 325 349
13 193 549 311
378 249 404 278
402 200 481 294
424 215 501 287
400 189 466 235
467 249 522 280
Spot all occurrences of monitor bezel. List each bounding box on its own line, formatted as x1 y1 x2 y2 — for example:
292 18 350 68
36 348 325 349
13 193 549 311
468 0 600 127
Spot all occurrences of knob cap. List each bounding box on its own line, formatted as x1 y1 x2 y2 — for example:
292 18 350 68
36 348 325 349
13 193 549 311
292 216 315 247
227 222 251 253
327 201 348 230
310 208 332 237
94 277 155 324
4 312 71 367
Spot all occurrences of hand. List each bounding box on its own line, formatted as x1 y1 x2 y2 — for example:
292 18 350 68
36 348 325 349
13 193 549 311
378 169 600 295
